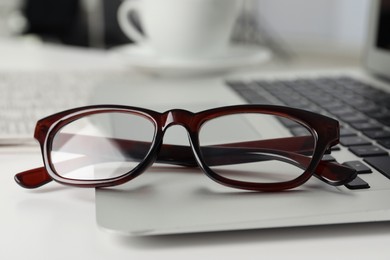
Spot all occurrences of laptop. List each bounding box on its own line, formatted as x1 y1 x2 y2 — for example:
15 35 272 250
93 0 390 235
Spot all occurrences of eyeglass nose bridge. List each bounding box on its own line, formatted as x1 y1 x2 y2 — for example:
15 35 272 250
154 109 200 168
161 109 196 131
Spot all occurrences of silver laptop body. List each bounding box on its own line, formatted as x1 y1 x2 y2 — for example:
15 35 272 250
93 0 390 235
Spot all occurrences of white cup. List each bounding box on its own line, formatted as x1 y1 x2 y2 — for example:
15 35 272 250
117 0 243 59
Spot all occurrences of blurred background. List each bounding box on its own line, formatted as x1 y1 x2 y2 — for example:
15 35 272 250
0 0 370 56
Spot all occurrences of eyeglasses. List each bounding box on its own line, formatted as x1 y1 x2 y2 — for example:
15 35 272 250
14 104 357 191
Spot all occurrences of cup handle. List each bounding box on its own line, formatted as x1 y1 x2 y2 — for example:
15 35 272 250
117 0 145 44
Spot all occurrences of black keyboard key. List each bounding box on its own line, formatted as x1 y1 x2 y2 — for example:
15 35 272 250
365 109 390 120
345 176 370 190
349 145 388 157
378 139 390 149
363 130 390 140
338 113 368 123
364 156 390 180
355 102 382 114
321 100 344 110
342 161 372 174
378 117 390 126
340 127 357 137
351 121 383 131
340 136 371 146
328 106 356 116
372 95 390 106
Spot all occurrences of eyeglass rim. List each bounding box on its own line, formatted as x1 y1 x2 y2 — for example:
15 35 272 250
16 104 355 191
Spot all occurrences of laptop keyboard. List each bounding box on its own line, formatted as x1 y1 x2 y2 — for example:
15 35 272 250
227 76 390 190
0 71 121 144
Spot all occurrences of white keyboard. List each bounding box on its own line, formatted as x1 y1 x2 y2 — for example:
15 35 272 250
0 71 107 144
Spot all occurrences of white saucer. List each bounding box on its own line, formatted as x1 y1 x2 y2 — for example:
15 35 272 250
110 44 272 77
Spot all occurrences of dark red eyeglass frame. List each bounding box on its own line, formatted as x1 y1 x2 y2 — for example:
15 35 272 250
14 104 357 191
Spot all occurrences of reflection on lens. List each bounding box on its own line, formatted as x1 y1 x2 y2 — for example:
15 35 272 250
50 112 155 180
199 113 315 183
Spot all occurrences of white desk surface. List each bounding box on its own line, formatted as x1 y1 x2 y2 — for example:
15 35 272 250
1 38 390 259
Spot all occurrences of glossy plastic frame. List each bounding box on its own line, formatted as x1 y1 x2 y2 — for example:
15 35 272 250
14 104 357 191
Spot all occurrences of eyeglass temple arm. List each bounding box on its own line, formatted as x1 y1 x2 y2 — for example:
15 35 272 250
157 135 317 167
14 135 316 188
14 135 355 188
157 138 357 185
15 167 53 189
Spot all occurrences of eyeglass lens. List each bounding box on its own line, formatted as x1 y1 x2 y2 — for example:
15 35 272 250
198 113 315 183
50 112 156 180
